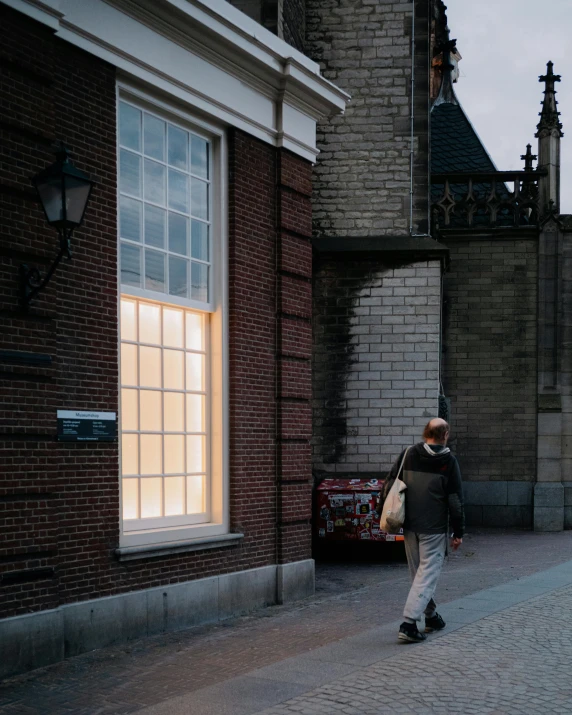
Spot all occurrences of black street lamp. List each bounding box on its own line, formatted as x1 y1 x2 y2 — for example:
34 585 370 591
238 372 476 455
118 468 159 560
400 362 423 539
21 144 95 308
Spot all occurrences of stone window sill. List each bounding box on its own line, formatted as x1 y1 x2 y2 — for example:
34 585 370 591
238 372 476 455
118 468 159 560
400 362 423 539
115 532 244 561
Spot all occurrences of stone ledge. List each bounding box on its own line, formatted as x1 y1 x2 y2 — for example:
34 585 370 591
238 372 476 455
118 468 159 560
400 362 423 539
114 533 244 561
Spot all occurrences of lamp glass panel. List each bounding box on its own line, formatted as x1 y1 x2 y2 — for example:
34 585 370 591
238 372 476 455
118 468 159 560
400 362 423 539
35 176 63 224
63 174 92 225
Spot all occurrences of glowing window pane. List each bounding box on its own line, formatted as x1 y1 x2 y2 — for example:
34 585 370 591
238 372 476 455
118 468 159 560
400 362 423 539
164 392 184 432
141 478 162 517
122 479 139 520
164 434 184 474
121 343 137 386
140 434 162 474
139 346 161 388
186 352 204 391
186 394 204 433
165 476 184 516
121 389 138 431
186 311 203 351
122 433 139 475
121 298 137 341
164 349 184 390
163 307 184 348
139 302 161 345
187 435 205 473
187 475 204 514
140 390 162 431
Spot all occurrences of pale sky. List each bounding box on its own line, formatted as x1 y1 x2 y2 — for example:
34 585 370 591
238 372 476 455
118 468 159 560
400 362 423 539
445 0 572 211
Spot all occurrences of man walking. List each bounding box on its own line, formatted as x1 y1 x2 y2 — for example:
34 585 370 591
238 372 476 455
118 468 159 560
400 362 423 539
378 418 464 643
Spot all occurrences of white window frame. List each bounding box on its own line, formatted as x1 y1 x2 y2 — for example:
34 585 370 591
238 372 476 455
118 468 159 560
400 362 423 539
117 82 228 548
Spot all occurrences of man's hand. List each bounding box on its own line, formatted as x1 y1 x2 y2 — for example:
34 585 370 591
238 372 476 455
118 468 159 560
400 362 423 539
451 537 462 551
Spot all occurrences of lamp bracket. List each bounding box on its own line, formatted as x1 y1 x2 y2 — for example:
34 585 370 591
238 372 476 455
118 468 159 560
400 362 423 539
20 230 72 309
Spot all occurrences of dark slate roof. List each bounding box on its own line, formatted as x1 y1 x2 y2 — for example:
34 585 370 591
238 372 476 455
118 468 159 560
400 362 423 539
431 101 498 175
430 86 511 215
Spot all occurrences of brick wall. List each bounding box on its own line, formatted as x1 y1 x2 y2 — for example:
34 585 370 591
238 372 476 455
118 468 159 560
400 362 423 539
442 237 538 486
313 257 441 475
283 0 306 52
0 6 314 619
306 0 430 237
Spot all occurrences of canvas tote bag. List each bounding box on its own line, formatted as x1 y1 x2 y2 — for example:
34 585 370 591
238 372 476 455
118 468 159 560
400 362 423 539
379 447 410 534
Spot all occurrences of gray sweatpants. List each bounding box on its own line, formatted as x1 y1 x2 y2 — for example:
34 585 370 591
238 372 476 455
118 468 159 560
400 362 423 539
403 530 447 623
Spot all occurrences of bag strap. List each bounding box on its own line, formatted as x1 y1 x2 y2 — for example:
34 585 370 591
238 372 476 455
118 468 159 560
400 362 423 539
395 446 410 480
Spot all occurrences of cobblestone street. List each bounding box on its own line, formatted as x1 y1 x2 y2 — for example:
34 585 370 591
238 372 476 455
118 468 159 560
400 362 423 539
2 529 572 715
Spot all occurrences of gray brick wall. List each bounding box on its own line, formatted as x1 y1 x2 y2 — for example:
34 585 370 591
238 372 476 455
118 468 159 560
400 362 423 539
306 0 430 237
442 237 538 485
313 258 441 474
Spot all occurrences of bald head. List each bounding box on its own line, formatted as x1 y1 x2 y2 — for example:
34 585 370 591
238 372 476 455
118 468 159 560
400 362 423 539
423 418 450 445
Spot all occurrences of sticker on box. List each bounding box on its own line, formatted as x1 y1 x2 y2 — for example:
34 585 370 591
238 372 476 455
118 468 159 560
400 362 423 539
327 521 334 532
319 528 326 538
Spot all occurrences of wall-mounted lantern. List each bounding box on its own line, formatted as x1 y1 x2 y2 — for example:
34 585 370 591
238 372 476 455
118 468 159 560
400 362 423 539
21 144 95 308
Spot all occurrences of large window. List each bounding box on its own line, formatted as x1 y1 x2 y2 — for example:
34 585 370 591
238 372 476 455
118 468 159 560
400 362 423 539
118 90 226 545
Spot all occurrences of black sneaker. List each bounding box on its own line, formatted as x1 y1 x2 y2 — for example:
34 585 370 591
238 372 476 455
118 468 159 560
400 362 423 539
424 613 446 632
398 622 427 643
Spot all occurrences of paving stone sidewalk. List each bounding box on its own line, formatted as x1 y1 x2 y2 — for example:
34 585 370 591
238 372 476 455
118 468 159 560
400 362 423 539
137 560 572 715
1 530 572 715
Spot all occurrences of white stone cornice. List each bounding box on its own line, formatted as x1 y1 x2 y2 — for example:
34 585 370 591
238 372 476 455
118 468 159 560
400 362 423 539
1 0 348 161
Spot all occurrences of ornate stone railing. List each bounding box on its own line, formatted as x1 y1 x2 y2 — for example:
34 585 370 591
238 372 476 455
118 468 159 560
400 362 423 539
431 170 544 229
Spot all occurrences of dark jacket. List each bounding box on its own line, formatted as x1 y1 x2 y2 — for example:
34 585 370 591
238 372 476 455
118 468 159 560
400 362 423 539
376 442 465 538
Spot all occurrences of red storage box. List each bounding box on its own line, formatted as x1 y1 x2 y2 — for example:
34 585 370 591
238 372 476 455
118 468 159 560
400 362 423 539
315 478 404 543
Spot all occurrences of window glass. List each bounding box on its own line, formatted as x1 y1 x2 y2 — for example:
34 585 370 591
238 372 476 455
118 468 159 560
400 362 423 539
120 297 208 526
119 101 211 304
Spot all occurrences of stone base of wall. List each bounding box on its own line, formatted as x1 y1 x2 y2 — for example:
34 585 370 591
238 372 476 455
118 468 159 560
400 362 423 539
464 481 533 528
464 481 572 530
0 561 315 679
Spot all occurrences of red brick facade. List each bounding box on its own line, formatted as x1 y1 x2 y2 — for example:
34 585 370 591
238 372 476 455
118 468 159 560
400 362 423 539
0 6 314 620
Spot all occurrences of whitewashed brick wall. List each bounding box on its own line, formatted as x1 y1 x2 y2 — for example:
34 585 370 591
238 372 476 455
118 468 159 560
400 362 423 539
313 260 441 474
